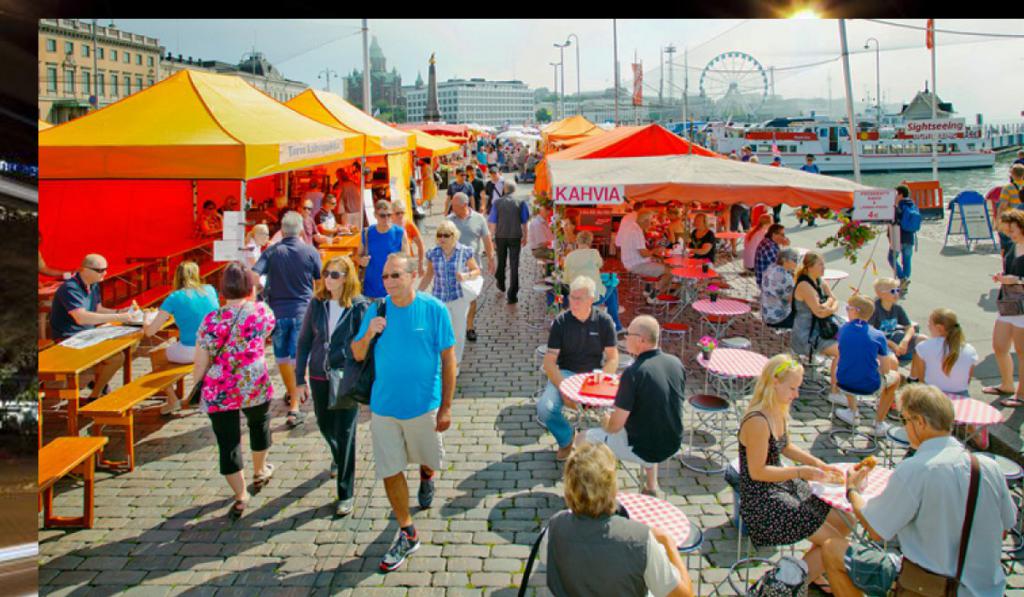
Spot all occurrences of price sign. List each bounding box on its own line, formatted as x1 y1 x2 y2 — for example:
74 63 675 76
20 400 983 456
852 189 897 223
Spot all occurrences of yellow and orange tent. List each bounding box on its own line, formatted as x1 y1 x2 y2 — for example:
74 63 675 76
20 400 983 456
38 119 52 131
541 114 603 152
286 89 414 157
408 129 460 159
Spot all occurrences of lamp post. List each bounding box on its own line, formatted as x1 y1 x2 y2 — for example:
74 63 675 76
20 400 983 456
318 68 338 92
566 34 580 115
554 41 570 120
549 62 560 120
863 37 881 128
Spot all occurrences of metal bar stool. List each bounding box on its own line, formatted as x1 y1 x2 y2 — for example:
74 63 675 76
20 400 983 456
679 524 705 597
882 425 910 467
976 453 1024 565
679 393 731 474
827 390 880 455
661 322 691 363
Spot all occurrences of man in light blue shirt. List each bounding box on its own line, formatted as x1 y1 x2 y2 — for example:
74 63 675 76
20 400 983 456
823 384 1016 596
351 252 456 574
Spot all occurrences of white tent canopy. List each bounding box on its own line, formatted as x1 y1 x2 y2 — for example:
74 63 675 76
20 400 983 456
547 154 875 209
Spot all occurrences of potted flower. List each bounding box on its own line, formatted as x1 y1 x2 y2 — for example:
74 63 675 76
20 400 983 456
697 336 717 359
707 284 720 302
816 212 879 264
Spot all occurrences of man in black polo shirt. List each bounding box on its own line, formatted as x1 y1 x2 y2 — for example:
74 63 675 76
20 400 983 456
583 315 685 496
465 166 486 213
537 276 618 461
50 254 136 397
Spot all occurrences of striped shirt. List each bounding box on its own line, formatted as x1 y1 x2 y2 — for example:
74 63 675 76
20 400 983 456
427 244 474 303
999 180 1022 211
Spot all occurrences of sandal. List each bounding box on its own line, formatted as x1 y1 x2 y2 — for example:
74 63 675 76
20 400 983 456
253 463 275 493
983 385 1015 396
286 410 304 428
228 496 248 520
999 397 1024 408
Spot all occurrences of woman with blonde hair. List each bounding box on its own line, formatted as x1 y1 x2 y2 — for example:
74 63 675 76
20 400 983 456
563 230 624 332
790 251 841 392
419 219 481 365
738 354 850 591
911 308 978 397
242 224 270 269
294 255 369 517
144 260 219 414
985 209 1024 402
545 442 694 597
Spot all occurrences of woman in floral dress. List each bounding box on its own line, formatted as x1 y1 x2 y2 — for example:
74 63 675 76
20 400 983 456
194 262 277 519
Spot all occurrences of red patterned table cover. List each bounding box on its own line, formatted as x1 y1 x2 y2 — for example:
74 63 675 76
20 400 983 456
560 373 619 408
950 396 1006 427
810 462 893 513
696 348 768 379
692 299 751 318
670 267 719 280
665 256 708 268
714 231 745 240
618 492 692 549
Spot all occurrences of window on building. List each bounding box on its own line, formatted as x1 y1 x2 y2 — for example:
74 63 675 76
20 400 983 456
46 66 57 92
46 39 56 52
97 47 104 59
82 70 90 95
97 72 105 96
125 76 131 95
82 44 90 58
147 56 154 67
136 76 143 91
147 78 154 88
111 74 118 96
64 41 73 55
136 54 142 65
123 51 130 64
64 69 74 94
110 49 117 61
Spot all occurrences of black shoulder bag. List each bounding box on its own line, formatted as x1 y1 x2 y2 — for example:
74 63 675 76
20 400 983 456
338 299 386 405
323 300 358 411
185 306 245 406
802 275 838 351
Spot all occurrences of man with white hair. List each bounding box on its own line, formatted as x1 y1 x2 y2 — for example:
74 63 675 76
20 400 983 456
581 315 686 496
616 210 672 300
538 276 618 461
253 211 323 428
449 192 495 343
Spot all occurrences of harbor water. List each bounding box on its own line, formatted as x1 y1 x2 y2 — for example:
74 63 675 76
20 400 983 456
835 151 1018 197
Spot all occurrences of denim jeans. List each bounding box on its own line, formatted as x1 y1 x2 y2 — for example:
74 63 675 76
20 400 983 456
537 369 576 448
596 289 623 331
887 242 914 281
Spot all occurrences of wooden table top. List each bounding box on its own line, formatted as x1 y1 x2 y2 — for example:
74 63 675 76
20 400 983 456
38 331 143 377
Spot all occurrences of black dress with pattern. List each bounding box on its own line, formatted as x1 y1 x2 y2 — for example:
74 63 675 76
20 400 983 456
738 412 831 547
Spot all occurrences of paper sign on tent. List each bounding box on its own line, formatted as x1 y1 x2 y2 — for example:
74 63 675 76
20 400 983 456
852 189 897 223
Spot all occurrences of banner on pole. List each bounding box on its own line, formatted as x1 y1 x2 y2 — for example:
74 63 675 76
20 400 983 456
852 189 897 222
553 185 626 205
632 63 643 107
926 18 935 50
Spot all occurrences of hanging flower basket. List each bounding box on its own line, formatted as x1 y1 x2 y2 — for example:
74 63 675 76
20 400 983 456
816 212 878 264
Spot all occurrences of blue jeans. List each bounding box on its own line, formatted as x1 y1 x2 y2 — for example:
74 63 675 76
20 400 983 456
537 369 576 448
271 317 301 362
597 289 623 331
887 243 913 281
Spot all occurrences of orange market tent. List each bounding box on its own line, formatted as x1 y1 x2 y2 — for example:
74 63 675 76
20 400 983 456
541 114 603 152
535 124 719 195
408 129 460 158
38 119 52 131
547 154 872 210
396 123 470 144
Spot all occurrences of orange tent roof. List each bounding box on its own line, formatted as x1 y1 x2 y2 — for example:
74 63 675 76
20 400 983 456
286 89 414 156
541 115 603 150
536 124 720 195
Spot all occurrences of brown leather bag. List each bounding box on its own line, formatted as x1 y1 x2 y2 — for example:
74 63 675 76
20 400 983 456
894 453 980 597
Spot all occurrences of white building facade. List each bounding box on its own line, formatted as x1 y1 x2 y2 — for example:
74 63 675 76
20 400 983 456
407 78 533 126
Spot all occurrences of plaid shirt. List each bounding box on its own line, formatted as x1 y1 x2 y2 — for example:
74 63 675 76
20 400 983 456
754 238 779 288
427 244 474 302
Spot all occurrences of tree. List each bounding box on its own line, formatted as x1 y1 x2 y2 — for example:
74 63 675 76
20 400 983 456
535 108 552 123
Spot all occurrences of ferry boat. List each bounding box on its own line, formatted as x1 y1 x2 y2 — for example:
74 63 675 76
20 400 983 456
707 117 996 173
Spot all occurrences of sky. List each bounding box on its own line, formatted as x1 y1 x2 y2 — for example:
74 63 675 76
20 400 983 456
115 18 1024 122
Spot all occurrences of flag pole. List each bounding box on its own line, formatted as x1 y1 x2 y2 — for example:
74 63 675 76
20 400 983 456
930 19 939 181
839 19 862 184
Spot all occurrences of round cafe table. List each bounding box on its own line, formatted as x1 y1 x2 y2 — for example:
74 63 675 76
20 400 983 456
692 298 750 338
696 348 768 417
715 231 745 258
949 396 1006 445
618 492 692 550
560 372 620 430
810 462 893 530
823 268 849 289
665 255 708 268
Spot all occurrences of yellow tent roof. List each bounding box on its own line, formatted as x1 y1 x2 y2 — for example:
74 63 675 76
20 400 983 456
38 119 52 131
39 69 364 180
286 88 415 157
541 114 603 151
408 129 460 158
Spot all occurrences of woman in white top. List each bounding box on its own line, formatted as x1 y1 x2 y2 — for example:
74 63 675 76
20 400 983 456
910 308 977 396
243 224 270 268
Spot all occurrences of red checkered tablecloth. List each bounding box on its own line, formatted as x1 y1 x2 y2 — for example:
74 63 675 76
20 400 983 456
697 348 768 378
618 492 692 549
670 267 719 280
560 373 619 408
665 256 708 268
692 299 750 317
950 397 1005 427
810 462 893 513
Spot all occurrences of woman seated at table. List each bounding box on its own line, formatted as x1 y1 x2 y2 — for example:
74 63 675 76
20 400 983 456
144 260 220 414
546 442 694 597
198 200 223 238
665 206 689 248
910 308 977 397
791 251 841 392
564 231 624 333
760 247 800 330
687 213 716 263
738 354 851 592
743 213 775 271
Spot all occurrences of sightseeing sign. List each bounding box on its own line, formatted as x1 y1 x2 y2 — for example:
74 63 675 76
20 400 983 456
852 189 897 223
903 118 966 139
552 185 626 205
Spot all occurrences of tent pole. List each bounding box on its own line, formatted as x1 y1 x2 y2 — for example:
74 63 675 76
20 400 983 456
192 180 198 221
359 156 366 242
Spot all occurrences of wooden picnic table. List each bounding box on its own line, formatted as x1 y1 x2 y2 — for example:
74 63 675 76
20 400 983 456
319 234 362 261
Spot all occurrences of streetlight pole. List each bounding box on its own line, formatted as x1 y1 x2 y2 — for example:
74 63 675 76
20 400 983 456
864 37 881 128
361 19 371 114
318 68 338 92
613 19 619 126
554 41 569 121
549 62 559 121
838 19 862 183
566 34 580 115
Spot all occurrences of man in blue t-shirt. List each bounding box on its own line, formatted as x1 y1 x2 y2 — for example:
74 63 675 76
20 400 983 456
888 185 917 296
833 295 901 438
798 154 821 226
253 211 322 428
352 252 456 574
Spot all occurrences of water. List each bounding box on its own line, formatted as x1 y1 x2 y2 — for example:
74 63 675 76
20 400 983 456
834 152 1017 197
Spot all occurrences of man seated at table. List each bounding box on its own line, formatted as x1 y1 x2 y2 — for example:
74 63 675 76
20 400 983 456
754 224 789 288
527 204 556 261
537 276 618 462
823 384 1016 597
617 210 672 302
581 315 685 496
49 254 137 397
833 294 901 438
314 194 341 243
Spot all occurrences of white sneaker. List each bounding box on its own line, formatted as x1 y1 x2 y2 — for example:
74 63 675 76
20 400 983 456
836 407 860 427
828 392 848 407
873 420 892 437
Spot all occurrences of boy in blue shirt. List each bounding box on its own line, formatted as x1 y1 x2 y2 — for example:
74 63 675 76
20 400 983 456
833 294 902 437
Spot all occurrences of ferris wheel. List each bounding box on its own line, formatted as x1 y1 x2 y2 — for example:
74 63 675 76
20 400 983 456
698 51 769 119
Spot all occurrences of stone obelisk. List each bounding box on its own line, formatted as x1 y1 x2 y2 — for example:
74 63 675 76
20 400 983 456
425 52 441 122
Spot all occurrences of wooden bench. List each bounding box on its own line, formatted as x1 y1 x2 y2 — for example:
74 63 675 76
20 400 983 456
79 364 193 472
39 437 108 528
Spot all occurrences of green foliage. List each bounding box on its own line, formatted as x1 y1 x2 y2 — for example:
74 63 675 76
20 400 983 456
535 108 552 123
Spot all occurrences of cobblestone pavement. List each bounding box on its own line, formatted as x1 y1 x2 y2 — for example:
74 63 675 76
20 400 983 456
39 200 1024 596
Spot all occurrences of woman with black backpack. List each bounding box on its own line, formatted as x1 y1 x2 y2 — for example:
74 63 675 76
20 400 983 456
294 255 370 518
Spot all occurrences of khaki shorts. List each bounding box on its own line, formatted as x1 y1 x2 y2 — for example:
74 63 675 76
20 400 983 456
627 261 666 278
371 410 445 480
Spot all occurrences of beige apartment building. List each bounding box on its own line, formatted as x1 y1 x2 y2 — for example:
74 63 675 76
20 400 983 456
38 19 163 123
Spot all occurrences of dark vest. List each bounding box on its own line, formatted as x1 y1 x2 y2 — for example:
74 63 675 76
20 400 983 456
493 196 525 239
547 510 649 597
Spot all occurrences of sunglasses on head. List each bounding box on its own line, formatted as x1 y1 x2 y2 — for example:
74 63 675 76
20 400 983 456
325 271 345 280
381 272 404 280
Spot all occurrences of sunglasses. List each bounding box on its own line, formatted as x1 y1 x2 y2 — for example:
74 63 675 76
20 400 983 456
437 233 453 239
381 272 404 280
86 266 108 274
325 271 345 280
376 212 392 217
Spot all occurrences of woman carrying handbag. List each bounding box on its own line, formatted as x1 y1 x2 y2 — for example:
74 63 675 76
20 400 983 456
295 255 370 518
